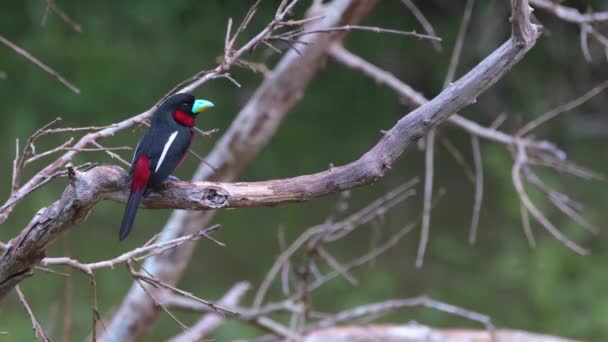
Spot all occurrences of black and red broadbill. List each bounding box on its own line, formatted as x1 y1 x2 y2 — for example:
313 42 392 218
119 93 214 241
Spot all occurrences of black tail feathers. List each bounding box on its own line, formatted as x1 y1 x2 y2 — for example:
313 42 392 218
119 189 145 241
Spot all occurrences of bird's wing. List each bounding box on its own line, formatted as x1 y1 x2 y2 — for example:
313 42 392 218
148 129 193 188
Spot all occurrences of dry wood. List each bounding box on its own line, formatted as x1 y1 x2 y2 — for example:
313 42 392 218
303 325 578 342
0 0 542 305
100 1 379 340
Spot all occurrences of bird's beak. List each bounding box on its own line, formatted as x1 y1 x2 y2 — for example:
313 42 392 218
192 99 214 114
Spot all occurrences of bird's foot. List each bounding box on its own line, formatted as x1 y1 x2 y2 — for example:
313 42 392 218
166 175 180 182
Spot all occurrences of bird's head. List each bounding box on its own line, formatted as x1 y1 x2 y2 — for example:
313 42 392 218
158 93 214 127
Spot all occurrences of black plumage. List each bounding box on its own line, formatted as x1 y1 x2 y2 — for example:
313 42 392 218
119 93 209 240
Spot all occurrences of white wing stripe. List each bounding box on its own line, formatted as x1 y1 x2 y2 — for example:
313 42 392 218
155 131 178 172
131 137 142 164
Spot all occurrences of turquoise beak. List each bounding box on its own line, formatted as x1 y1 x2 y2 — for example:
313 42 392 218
192 99 214 114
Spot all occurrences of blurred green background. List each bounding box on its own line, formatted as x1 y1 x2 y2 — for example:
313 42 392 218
1 0 607 340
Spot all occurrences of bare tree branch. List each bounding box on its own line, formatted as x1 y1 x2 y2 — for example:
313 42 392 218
168 282 251 342
313 296 493 330
303 325 578 342
42 0 82 33
327 45 564 159
0 0 343 224
416 128 435 268
40 225 222 274
16 286 52 342
468 135 484 244
517 79 608 136
272 24 442 43
520 200 536 248
101 1 379 340
443 0 475 88
400 0 442 51
0 35 80 94
530 0 608 23
0 0 543 307
530 0 608 57
512 144 588 255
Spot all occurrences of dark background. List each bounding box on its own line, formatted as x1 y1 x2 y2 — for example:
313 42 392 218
1 0 607 340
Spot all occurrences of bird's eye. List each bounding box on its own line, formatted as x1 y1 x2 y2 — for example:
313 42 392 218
182 103 189 109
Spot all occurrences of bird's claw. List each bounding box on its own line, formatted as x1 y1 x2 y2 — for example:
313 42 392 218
166 175 180 182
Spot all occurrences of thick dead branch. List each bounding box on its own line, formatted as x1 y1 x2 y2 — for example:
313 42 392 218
329 36 596 251
0 0 325 223
327 45 562 158
101 1 379 340
303 325 578 342
0 0 542 306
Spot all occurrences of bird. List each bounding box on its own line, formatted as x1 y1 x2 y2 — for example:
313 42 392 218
119 93 214 240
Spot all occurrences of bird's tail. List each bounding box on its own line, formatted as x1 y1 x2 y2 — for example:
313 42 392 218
119 189 145 241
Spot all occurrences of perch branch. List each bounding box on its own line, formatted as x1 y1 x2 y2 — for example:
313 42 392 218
0 0 337 224
0 0 543 304
101 1 380 340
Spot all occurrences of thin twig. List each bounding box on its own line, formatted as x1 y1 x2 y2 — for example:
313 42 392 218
530 0 608 24
512 144 588 255
273 24 442 42
16 286 53 342
168 282 251 342
128 260 239 317
61 237 73 342
438 135 475 183
0 35 79 93
468 135 484 244
443 0 475 88
42 225 223 274
327 44 566 159
517 79 608 136
416 128 435 268
90 141 132 167
580 23 592 62
130 268 190 332
400 0 442 51
43 0 82 33
24 138 75 165
524 167 599 234
90 274 98 341
314 296 493 331
307 224 416 294
253 181 417 308
520 201 536 247
0 0 321 223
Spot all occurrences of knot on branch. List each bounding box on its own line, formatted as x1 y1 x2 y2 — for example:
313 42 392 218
200 187 229 208
70 165 127 204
